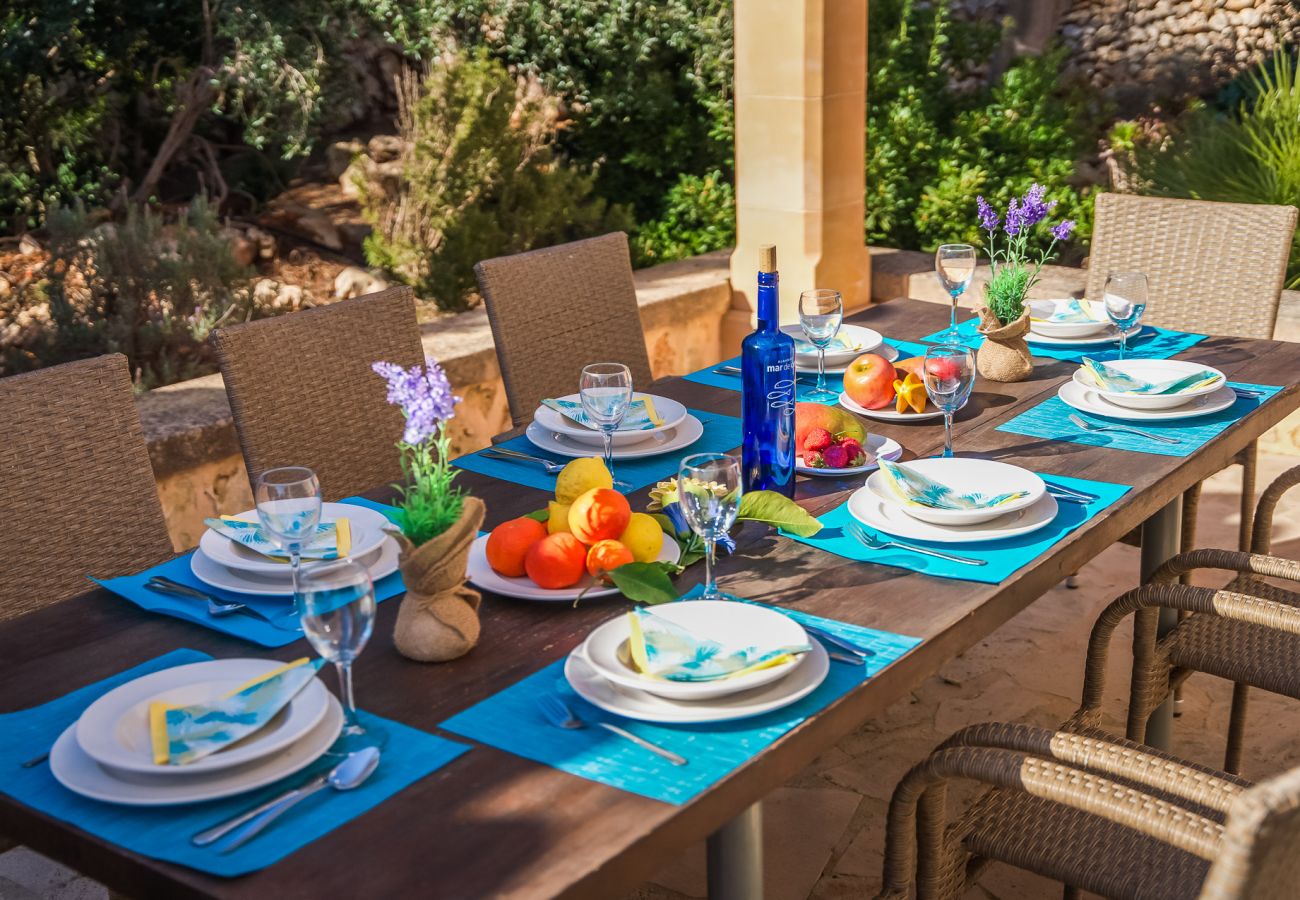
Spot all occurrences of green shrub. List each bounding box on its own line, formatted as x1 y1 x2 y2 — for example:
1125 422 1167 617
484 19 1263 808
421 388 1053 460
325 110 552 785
357 51 631 311
631 170 735 266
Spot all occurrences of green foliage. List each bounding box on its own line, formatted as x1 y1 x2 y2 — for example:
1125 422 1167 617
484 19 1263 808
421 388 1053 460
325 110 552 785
631 170 735 266
358 51 630 311
394 426 465 545
984 266 1032 325
1125 50 1300 288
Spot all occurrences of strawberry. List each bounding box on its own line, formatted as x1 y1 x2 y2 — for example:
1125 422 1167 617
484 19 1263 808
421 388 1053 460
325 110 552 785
803 427 833 452
823 444 849 468
839 437 863 460
804 450 825 467
849 450 868 467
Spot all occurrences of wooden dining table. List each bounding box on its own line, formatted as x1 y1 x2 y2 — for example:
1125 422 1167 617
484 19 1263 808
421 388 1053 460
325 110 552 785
2 298 1298 900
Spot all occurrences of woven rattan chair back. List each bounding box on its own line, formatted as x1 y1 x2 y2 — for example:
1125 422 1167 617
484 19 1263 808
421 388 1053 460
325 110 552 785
474 232 654 428
1201 765 1300 898
0 354 173 618
1086 194 1297 340
211 287 424 501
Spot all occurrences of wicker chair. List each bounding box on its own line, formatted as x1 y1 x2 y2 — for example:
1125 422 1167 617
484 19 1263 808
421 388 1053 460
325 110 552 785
474 232 655 436
211 286 424 501
878 579 1300 900
0 354 173 619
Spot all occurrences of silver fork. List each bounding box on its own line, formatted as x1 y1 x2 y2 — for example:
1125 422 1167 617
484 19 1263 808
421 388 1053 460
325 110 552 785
483 448 631 489
1066 413 1182 445
537 695 687 766
145 577 302 631
847 523 987 567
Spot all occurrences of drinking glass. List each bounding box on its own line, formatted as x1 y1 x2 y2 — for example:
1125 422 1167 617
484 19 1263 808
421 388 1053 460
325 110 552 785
798 289 844 401
255 466 322 620
1102 271 1149 360
678 453 742 602
579 362 633 479
922 344 977 458
935 244 977 341
299 560 385 753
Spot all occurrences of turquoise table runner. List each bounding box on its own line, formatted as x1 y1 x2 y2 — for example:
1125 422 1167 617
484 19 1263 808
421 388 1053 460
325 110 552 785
920 318 1208 364
784 473 1130 584
997 383 1283 457
452 409 742 493
0 650 468 877
683 338 931 406
94 498 405 648
441 606 919 805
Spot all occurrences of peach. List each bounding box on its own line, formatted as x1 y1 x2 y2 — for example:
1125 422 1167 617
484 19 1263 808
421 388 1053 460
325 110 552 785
567 488 632 544
794 402 867 450
524 533 588 589
843 352 897 410
585 539 635 580
485 517 547 577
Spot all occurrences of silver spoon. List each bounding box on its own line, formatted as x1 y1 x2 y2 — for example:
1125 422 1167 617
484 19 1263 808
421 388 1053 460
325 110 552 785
145 577 302 631
1067 413 1182 445
195 746 381 852
537 695 686 766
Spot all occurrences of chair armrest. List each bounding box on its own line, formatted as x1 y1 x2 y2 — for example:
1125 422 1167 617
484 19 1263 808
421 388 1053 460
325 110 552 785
1148 549 1300 587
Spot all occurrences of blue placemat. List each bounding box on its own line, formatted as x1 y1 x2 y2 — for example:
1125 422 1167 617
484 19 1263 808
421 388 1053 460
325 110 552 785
784 473 1131 584
93 498 406 648
996 383 1284 458
683 338 932 405
452 409 742 493
0 650 468 877
440 607 919 805
920 318 1208 364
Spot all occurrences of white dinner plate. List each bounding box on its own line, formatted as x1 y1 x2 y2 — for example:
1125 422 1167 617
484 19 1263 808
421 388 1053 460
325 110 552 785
1071 359 1226 410
838 391 944 423
51 697 342 806
76 659 331 777
782 323 883 366
466 533 681 602
864 458 1045 526
1058 381 1238 422
848 486 1059 543
191 538 397 597
1025 323 1143 347
525 414 704 460
796 434 903 477
533 393 689 449
795 342 899 373
564 640 829 724
1025 299 1112 339
198 502 394 576
581 601 810 701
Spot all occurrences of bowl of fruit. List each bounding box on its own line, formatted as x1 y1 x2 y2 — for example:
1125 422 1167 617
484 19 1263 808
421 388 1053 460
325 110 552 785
838 353 947 422
794 402 903 476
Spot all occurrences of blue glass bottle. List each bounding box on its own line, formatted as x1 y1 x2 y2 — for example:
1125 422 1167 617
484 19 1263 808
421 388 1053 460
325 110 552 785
741 244 796 496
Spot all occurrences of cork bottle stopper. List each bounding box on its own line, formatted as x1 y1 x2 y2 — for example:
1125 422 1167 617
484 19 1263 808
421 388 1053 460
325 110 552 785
758 244 777 273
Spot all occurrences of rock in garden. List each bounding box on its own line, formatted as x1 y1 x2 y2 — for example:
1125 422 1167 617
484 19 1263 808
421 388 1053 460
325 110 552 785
223 228 257 267
367 134 405 163
334 266 389 300
326 140 364 180
18 234 41 256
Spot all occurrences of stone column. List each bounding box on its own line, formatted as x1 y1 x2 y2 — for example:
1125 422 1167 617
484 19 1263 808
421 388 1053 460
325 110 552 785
724 0 870 354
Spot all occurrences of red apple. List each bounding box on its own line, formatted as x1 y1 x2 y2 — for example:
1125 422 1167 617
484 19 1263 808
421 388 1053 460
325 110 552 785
843 353 897 409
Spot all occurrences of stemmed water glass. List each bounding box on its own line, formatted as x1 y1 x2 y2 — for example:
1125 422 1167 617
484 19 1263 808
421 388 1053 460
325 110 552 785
298 559 385 753
579 362 633 479
255 466 322 619
678 453 742 602
922 345 977 458
935 244 977 341
798 289 844 401
1102 271 1149 360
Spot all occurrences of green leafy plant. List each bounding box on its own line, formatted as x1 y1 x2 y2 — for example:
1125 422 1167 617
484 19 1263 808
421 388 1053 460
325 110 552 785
632 170 736 266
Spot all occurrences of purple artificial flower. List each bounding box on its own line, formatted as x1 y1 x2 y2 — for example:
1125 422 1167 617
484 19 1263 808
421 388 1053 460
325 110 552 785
975 195 1000 232
1050 219 1076 241
372 358 461 445
1018 183 1055 229
1003 197 1025 236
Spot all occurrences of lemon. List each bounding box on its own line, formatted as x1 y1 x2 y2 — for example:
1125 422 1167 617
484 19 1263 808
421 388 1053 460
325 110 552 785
554 457 613 504
546 501 572 535
618 512 665 563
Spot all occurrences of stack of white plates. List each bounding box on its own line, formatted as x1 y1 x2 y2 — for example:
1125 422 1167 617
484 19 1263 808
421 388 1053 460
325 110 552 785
526 393 703 459
565 601 829 723
192 502 400 596
847 458 1059 543
779 323 896 373
1025 299 1140 347
1059 359 1232 422
50 659 341 805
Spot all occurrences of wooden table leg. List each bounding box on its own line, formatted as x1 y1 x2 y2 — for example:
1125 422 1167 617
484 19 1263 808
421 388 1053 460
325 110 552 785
707 802 763 900
1140 497 1183 751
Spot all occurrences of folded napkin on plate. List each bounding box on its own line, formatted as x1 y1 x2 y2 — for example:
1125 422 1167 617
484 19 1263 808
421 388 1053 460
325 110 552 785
149 657 325 765
877 459 1029 510
626 610 811 682
203 516 351 561
540 396 664 431
1032 298 1104 324
793 334 860 355
1081 357 1221 395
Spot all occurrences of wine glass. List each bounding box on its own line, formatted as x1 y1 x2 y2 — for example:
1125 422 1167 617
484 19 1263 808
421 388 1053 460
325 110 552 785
798 289 844 401
579 363 633 479
1102 271 1149 360
298 559 385 753
922 344 977 458
678 453 742 602
935 244 977 341
255 466 321 619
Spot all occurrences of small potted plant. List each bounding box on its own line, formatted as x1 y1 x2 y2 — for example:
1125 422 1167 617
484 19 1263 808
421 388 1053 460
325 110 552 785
975 185 1075 382
372 358 483 662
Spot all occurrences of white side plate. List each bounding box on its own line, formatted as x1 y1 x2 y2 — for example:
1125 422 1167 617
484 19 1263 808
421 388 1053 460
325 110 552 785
525 414 705 460
467 533 680 603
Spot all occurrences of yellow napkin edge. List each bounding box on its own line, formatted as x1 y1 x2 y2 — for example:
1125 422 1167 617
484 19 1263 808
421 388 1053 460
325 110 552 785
637 395 665 427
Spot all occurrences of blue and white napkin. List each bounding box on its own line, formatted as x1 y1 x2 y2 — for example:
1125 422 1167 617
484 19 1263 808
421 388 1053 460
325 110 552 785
626 609 811 682
1081 357 1221 395
539 396 665 431
203 517 350 560
877 459 1029 510
1033 298 1104 324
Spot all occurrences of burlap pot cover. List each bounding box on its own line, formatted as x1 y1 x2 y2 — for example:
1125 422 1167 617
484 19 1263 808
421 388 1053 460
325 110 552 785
389 495 486 662
975 307 1034 383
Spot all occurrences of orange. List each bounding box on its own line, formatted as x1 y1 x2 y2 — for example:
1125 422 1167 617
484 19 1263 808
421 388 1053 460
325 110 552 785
485 517 547 577
524 533 588 589
567 488 632 544
585 539 635 580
